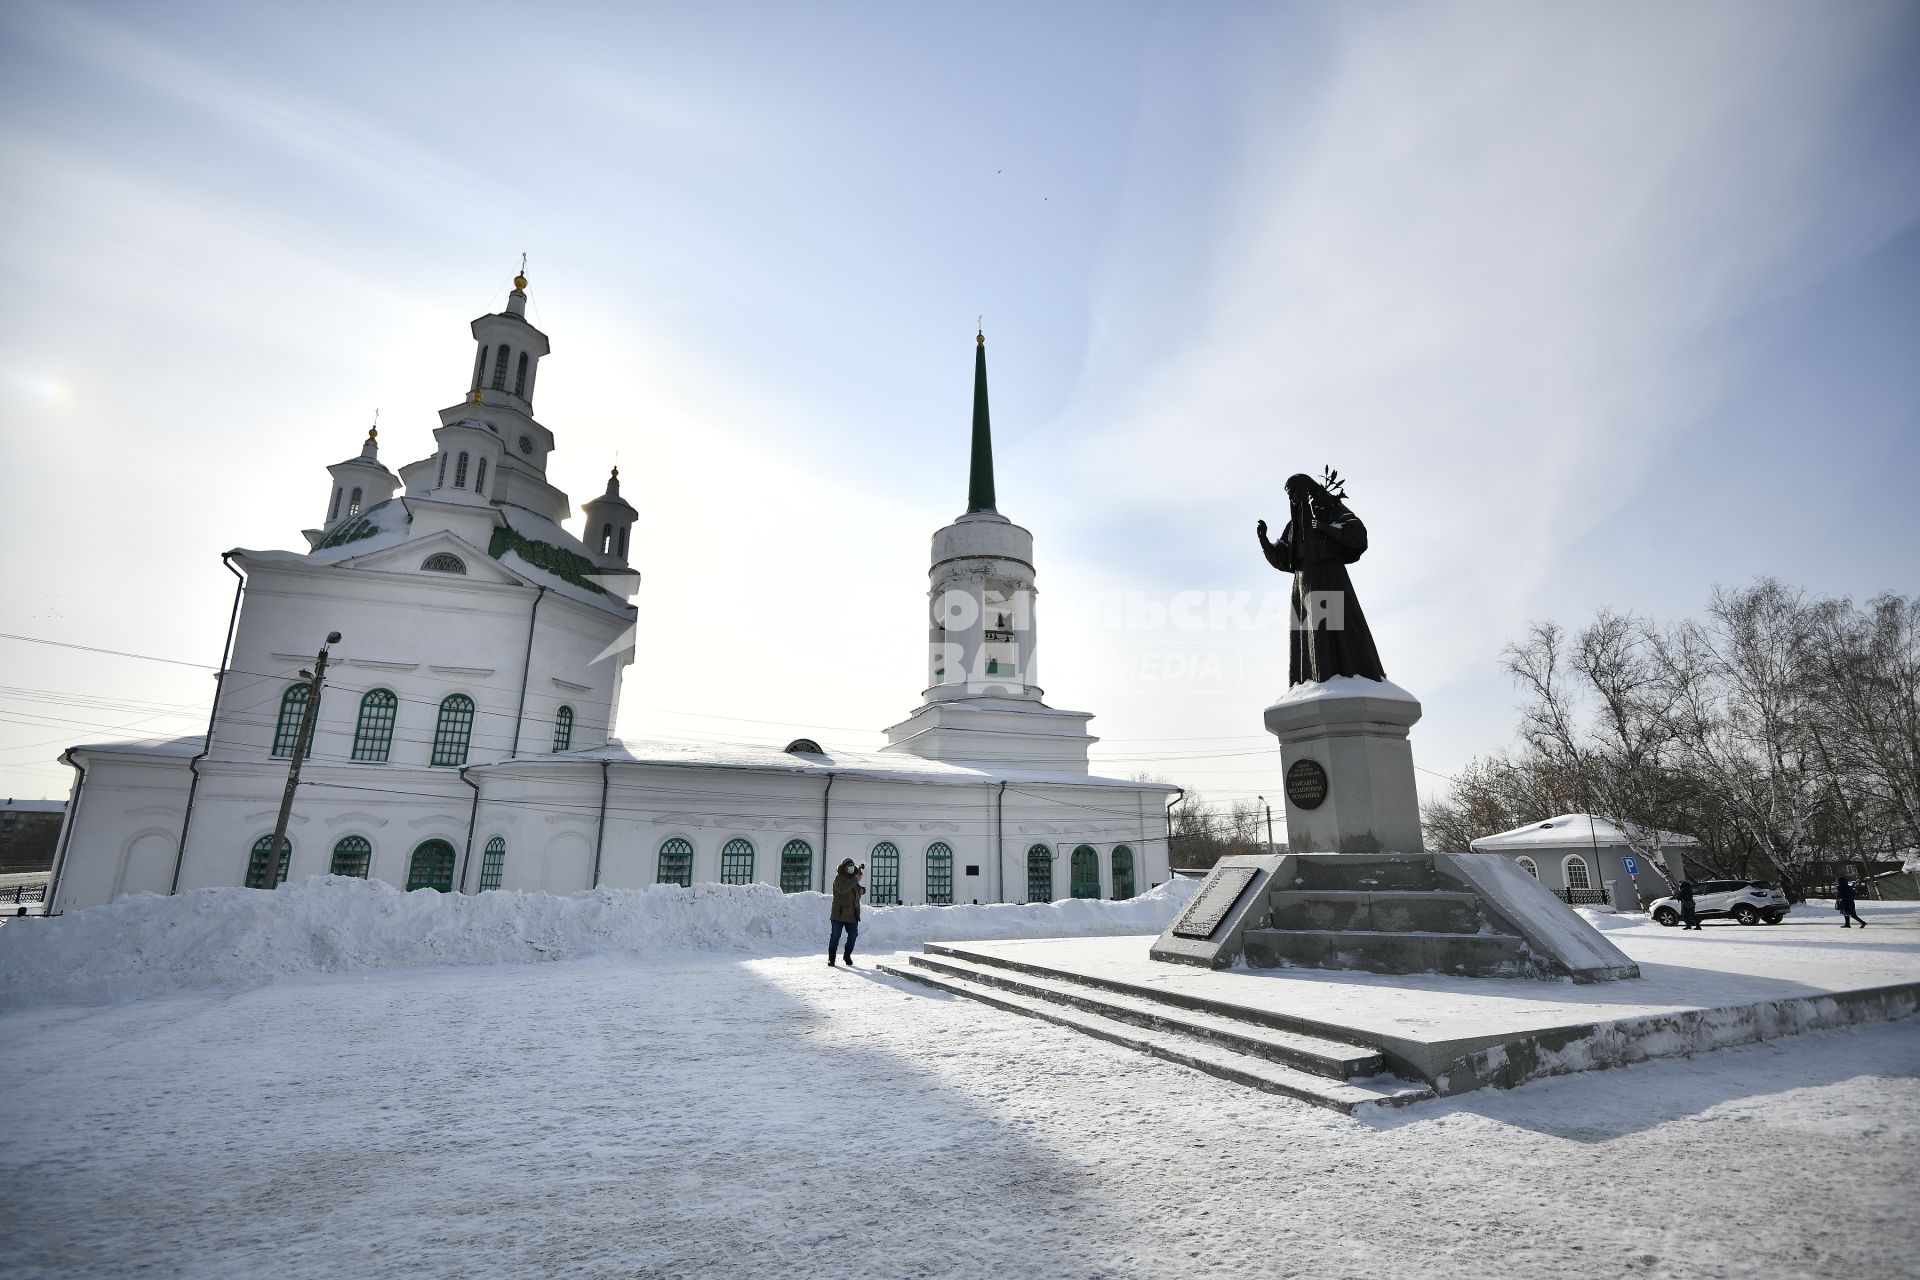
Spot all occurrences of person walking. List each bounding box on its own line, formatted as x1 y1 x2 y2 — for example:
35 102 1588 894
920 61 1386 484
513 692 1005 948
1836 876 1867 929
1678 881 1702 931
829 858 866 966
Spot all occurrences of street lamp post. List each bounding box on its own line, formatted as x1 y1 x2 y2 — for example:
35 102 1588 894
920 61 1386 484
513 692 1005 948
1257 794 1276 856
266 631 341 882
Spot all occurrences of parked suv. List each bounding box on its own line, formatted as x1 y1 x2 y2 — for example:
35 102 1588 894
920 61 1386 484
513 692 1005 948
1651 880 1790 926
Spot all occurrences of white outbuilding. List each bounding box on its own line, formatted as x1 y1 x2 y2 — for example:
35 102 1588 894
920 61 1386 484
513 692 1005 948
1470 814 1693 910
46 277 1175 911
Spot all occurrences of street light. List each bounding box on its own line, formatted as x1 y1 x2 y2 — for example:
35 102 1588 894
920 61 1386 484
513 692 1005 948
265 631 341 885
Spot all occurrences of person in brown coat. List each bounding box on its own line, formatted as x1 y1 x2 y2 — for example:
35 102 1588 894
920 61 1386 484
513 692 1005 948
829 859 865 967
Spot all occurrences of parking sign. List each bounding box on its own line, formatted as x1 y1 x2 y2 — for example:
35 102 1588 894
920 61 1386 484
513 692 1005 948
1623 856 1639 875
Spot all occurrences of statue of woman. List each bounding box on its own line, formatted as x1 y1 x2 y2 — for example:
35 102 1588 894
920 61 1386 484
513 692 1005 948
1257 472 1388 686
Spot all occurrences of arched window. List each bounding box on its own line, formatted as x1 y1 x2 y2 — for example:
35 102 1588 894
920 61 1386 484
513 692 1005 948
491 344 509 390
1516 856 1539 879
406 839 456 892
1563 855 1592 891
925 842 954 905
869 842 900 905
721 838 755 885
348 487 363 517
474 458 487 495
246 834 292 888
436 452 448 487
617 526 629 558
1070 845 1101 899
1026 844 1053 903
329 835 372 878
479 837 507 891
657 837 693 887
430 694 475 766
351 688 398 762
329 487 343 521
514 351 529 396
472 346 487 391
454 451 470 488
1111 845 1136 900
600 523 613 554
421 553 467 574
271 684 312 758
551 705 574 752
780 839 812 894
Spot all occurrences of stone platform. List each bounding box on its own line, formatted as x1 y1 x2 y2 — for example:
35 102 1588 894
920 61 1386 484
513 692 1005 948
879 905 1920 1111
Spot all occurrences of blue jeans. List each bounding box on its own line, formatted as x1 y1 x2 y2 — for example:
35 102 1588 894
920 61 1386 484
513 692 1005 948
830 920 858 958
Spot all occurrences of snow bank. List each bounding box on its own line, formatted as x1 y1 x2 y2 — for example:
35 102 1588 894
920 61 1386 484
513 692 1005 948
0 875 1196 1010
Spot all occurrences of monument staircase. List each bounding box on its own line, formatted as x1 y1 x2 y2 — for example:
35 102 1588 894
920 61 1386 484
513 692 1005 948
877 943 1436 1113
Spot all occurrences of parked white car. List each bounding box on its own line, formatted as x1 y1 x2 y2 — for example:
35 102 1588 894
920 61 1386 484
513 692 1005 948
1650 880 1790 926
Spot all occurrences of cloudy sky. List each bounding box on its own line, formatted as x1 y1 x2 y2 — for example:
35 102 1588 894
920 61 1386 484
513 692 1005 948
2 0 1916 829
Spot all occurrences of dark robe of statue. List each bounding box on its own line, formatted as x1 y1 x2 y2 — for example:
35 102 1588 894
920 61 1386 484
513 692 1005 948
1257 473 1388 685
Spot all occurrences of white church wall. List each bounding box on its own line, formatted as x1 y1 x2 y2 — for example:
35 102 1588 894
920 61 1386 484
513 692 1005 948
49 753 190 911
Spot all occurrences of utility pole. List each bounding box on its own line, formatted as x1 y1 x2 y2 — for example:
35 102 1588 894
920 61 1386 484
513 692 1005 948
1258 795 1276 856
266 631 341 884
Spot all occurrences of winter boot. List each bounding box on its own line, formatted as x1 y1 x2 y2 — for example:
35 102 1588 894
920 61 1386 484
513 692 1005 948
842 950 855 967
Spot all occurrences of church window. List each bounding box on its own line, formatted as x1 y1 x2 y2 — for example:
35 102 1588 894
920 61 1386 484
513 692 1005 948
422 553 467 574
1070 845 1101 899
271 684 313 758
245 834 292 889
780 839 812 893
514 351 529 397
869 842 900 905
721 838 755 885
1563 855 1593 891
474 458 487 494
657 837 693 888
925 842 953 905
479 837 506 891
491 344 509 391
600 523 613 554
329 488 342 521
1516 856 1539 879
1026 844 1053 903
329 835 372 878
551 706 574 752
472 346 486 391
430 694 475 766
351 689 398 761
406 839 456 892
348 487 362 517
436 452 447 487
617 526 629 558
454 452 470 488
1111 846 1136 899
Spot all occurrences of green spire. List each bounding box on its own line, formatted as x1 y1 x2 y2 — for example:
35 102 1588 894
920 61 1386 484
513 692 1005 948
968 329 997 513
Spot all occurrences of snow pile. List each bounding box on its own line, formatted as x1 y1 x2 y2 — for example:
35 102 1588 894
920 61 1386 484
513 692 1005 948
0 875 1195 1010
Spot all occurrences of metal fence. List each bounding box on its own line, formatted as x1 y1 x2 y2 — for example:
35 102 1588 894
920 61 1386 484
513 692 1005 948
1555 886 1611 906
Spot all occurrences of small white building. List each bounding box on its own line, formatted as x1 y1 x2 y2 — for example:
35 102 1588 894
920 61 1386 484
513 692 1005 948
46 278 1175 911
1470 814 1693 910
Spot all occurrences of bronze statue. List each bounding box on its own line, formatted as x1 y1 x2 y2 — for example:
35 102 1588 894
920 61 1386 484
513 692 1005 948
1257 470 1388 685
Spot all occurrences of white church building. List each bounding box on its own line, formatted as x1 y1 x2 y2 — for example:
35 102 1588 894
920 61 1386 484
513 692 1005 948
46 274 1176 912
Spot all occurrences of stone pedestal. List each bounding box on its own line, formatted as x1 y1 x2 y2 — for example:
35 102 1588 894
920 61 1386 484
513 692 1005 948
1264 676 1423 854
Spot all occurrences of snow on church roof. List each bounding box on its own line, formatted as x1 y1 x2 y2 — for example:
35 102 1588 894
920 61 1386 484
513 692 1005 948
486 735 1181 792
1471 814 1697 851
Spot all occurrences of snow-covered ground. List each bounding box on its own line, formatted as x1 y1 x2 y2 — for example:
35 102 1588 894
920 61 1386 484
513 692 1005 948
1 892 1915 1278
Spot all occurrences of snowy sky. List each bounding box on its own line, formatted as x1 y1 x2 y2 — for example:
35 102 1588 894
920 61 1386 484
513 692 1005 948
2 0 1916 824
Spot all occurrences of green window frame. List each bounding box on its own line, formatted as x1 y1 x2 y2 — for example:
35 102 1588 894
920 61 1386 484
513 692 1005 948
479 836 506 891
1111 845 1136 900
721 838 755 885
406 839 456 892
351 689 397 762
329 835 372 878
1026 844 1053 903
551 705 574 753
246 834 292 888
925 842 954 905
780 839 812 894
1070 845 1101 899
431 694 475 766
657 837 693 888
870 842 900 906
271 684 312 758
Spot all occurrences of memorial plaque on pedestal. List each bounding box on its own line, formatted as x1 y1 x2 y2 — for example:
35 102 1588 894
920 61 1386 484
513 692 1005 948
1286 758 1328 810
1171 866 1259 940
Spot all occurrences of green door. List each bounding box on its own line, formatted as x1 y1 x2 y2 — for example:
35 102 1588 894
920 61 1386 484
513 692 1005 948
407 839 456 892
1070 845 1100 899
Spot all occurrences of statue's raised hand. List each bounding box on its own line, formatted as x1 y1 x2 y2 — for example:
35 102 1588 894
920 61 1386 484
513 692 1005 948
1256 518 1269 539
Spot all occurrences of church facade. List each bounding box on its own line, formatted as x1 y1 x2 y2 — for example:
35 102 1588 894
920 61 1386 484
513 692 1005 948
46 275 1176 912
